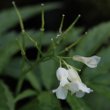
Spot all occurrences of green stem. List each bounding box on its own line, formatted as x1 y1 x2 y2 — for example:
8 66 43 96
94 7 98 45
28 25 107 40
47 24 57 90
40 3 45 32
24 32 43 56
59 14 65 34
57 14 81 44
12 1 25 32
62 14 81 36
59 36 82 54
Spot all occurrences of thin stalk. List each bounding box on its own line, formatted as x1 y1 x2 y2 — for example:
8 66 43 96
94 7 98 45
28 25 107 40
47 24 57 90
40 3 45 32
59 14 65 34
59 36 82 54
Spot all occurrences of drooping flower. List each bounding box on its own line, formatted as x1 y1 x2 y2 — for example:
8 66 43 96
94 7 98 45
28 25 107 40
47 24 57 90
67 67 93 97
73 55 101 68
52 86 68 100
56 67 70 87
52 67 92 99
52 67 69 99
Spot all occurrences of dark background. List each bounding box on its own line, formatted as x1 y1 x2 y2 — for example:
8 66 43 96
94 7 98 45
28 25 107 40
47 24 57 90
1 0 110 31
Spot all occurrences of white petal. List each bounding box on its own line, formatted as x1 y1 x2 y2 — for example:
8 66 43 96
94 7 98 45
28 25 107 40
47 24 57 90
60 77 69 87
84 56 101 68
68 82 79 93
68 81 93 96
52 86 68 100
75 91 85 98
76 81 93 93
56 67 68 80
68 68 81 82
56 67 69 86
73 55 101 68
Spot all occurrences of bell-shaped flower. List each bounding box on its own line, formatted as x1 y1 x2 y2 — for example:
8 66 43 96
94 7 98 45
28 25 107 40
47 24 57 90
52 86 68 100
53 67 93 99
73 55 101 68
67 67 93 97
52 67 69 99
56 67 70 86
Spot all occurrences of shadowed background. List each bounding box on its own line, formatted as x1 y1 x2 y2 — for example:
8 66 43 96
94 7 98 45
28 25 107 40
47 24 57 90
1 0 110 31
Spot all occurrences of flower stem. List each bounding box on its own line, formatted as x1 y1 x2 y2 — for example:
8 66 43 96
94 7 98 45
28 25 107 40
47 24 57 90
59 14 65 34
60 36 82 54
40 3 45 32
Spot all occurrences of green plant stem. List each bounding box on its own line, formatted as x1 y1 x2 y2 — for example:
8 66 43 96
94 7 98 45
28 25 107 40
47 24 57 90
40 3 45 32
56 14 81 44
24 31 43 56
12 1 25 32
62 14 80 36
59 14 65 34
59 36 83 54
16 39 34 94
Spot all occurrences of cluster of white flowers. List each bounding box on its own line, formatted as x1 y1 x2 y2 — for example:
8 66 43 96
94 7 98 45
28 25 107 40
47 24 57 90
53 55 101 100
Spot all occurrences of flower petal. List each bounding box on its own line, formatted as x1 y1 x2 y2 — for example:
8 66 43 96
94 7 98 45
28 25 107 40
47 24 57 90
52 86 68 100
76 81 93 93
68 68 81 82
75 91 85 98
68 82 79 93
73 55 101 68
68 81 93 95
56 67 69 86
60 77 69 87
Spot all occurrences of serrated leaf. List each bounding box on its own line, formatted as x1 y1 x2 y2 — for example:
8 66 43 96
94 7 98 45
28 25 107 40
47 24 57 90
0 81 14 110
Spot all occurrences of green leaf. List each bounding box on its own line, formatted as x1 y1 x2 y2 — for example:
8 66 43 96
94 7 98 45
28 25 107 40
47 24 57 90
0 81 14 110
39 60 57 89
37 92 62 110
67 94 91 110
0 32 19 73
0 2 61 34
74 22 110 56
14 89 36 103
4 58 41 91
90 83 110 100
4 58 21 78
91 73 110 85
0 31 56 73
84 92 110 110
19 98 38 110
26 71 42 91
20 92 62 110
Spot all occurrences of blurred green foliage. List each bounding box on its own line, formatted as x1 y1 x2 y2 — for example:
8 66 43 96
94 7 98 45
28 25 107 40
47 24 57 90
0 2 110 110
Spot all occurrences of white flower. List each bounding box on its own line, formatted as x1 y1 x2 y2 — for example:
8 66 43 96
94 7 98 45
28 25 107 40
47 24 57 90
52 86 68 100
67 67 93 98
52 67 69 99
52 67 92 99
56 67 70 86
73 55 101 68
